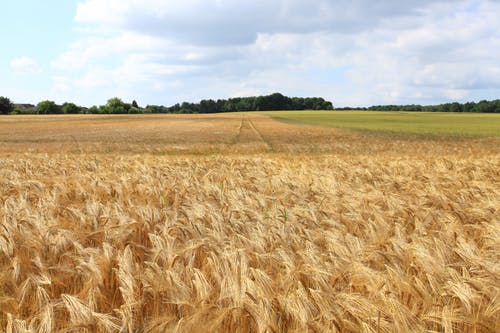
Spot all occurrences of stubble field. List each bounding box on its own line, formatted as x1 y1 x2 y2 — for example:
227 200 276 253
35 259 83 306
0 113 499 332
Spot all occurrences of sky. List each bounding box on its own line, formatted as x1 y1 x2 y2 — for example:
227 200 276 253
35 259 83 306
1 0 500 107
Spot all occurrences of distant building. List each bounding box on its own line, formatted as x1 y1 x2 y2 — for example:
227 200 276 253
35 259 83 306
14 103 35 109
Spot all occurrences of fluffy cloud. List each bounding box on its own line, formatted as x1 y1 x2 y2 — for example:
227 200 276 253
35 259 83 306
51 0 500 106
74 0 452 45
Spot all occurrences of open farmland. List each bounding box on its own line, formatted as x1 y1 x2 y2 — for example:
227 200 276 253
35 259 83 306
265 111 500 137
0 113 499 332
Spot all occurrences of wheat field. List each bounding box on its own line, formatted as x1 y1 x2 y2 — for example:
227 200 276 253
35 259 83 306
0 114 499 332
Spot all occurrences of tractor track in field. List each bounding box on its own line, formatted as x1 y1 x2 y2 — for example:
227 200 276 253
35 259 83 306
233 116 244 144
246 116 273 151
232 114 273 151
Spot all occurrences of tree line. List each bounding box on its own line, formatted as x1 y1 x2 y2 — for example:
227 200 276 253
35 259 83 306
335 100 500 113
2 94 500 115
0 93 333 115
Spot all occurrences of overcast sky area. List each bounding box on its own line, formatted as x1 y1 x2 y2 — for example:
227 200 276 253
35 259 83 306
1 0 499 107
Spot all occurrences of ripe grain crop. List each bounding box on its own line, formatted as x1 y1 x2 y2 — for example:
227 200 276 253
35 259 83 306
0 114 499 332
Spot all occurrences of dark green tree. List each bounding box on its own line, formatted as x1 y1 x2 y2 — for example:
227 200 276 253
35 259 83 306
62 102 81 114
463 102 475 113
449 102 462 113
170 103 181 113
87 106 99 114
132 100 139 108
200 99 217 113
475 100 495 113
128 106 142 114
37 100 62 114
105 97 127 114
145 105 162 113
180 102 198 113
256 93 291 110
0 96 14 114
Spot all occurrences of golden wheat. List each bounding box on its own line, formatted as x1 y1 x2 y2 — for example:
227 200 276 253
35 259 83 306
0 151 498 332
0 114 499 332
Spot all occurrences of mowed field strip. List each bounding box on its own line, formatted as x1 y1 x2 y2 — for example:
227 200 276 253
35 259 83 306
0 113 499 332
264 111 500 137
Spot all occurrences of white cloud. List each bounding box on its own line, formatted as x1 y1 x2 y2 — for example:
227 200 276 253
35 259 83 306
10 57 42 75
49 0 500 106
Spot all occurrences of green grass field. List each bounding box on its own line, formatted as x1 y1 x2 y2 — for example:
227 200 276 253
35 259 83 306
263 110 500 137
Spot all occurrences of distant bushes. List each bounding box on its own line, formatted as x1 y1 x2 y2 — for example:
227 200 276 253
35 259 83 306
0 93 333 115
2 93 500 115
336 99 500 113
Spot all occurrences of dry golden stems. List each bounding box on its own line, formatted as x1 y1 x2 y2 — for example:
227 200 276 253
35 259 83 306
0 152 498 332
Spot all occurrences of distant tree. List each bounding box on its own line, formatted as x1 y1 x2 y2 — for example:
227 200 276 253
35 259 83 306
62 102 81 114
132 100 139 108
0 96 14 114
291 97 305 110
463 102 475 113
493 100 500 113
145 105 161 113
105 97 127 114
475 100 495 113
37 100 62 114
235 98 253 111
216 99 225 112
256 93 291 110
125 103 132 113
170 103 181 113
128 106 142 114
87 106 99 114
320 100 334 110
180 102 198 113
449 102 462 113
223 99 236 112
200 99 217 113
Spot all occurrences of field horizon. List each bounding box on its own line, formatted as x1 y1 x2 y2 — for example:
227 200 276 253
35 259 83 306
0 112 498 154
